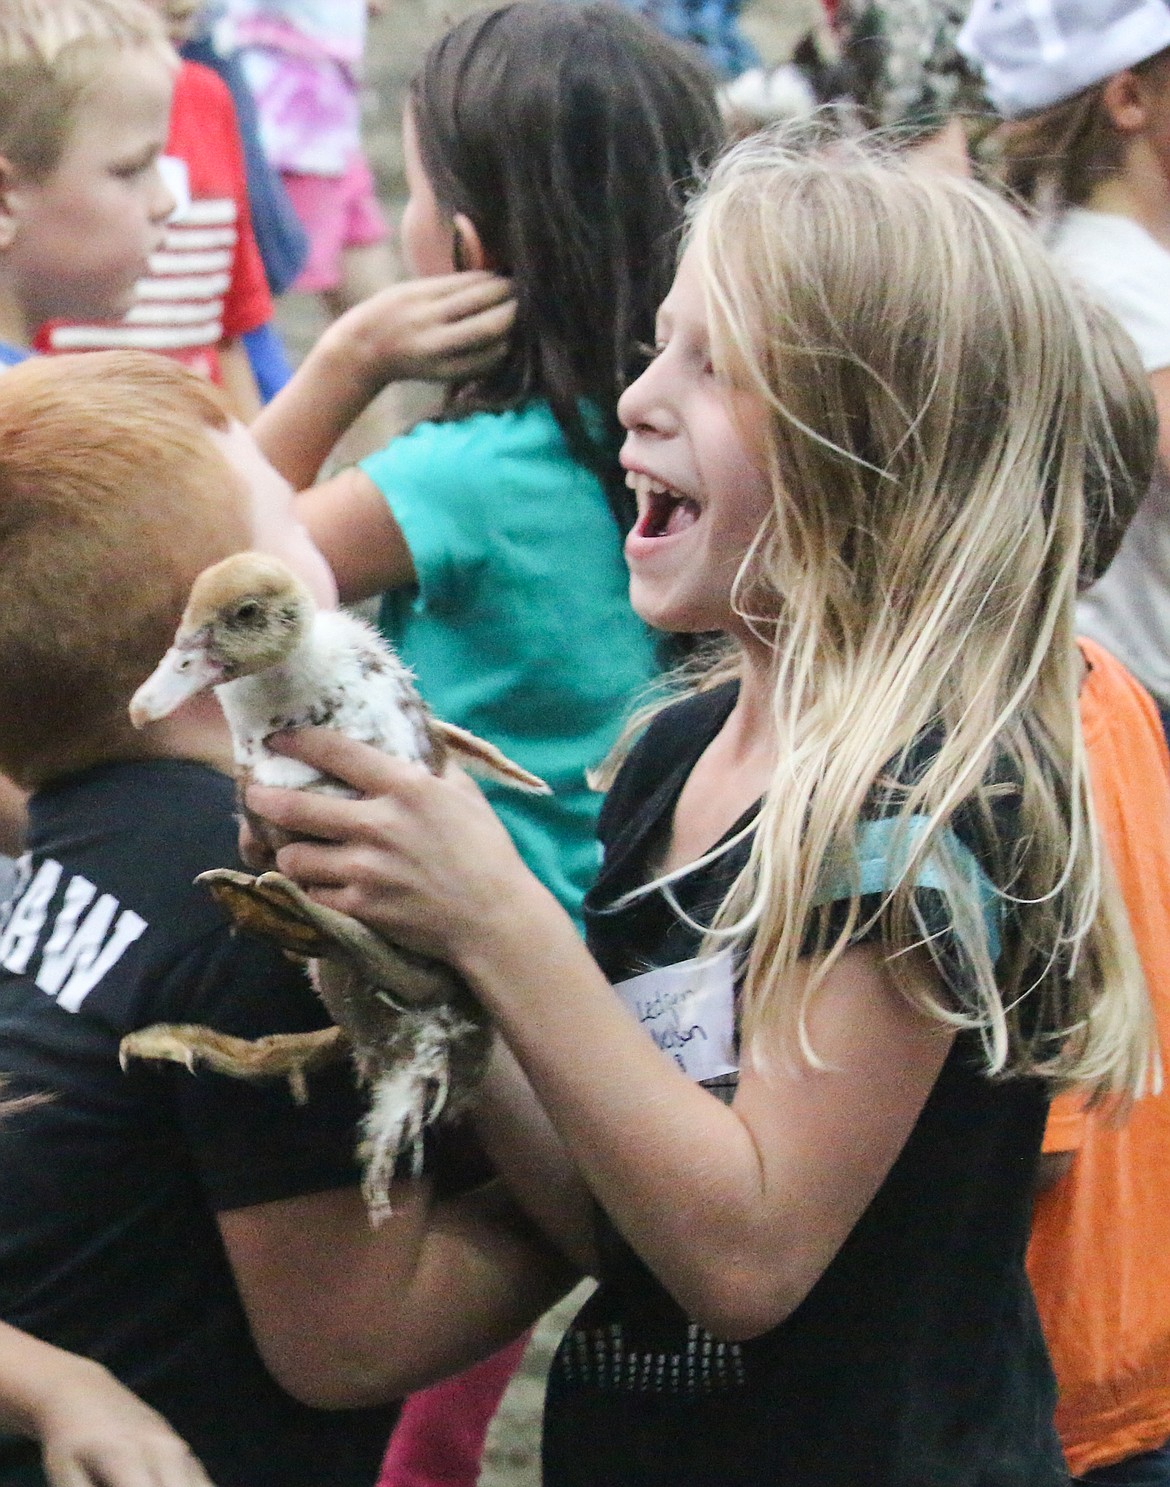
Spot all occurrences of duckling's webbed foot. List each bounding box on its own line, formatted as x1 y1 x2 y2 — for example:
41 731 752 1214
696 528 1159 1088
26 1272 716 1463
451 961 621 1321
118 1024 349 1103
198 869 458 1010
197 868 337 957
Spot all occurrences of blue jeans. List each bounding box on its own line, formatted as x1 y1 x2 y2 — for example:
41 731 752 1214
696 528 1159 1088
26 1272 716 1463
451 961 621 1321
1078 1441 1170 1486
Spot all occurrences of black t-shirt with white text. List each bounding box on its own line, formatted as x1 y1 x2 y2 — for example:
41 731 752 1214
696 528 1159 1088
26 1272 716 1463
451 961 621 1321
0 760 395 1487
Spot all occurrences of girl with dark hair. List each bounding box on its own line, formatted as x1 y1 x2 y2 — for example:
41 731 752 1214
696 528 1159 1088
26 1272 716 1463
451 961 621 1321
256 7 721 1482
401 1 723 524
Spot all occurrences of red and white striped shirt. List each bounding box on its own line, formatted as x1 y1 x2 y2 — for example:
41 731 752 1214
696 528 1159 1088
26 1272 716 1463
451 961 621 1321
36 60 271 383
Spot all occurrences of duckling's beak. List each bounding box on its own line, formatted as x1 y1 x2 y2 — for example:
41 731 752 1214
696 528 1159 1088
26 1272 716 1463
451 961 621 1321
129 639 225 728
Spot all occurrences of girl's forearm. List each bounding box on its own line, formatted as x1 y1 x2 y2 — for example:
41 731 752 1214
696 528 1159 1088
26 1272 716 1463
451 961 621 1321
252 748 788 1330
455 886 786 1333
389 1182 580 1391
252 330 379 489
458 894 952 1341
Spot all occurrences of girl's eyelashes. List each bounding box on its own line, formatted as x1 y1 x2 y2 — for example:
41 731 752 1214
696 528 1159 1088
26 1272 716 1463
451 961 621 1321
632 337 717 384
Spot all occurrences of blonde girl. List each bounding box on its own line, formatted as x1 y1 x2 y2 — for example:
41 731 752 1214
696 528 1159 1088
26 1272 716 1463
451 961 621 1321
245 136 1154 1486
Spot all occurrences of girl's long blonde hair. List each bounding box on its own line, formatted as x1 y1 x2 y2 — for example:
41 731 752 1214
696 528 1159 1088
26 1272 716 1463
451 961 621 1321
627 134 1153 1099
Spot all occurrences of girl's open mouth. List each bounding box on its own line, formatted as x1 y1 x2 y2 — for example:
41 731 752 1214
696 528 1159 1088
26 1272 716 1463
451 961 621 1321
627 472 701 538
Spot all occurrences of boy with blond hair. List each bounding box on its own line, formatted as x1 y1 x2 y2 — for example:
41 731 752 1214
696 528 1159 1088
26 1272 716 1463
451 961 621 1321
0 0 176 861
0 0 177 362
0 351 564 1487
36 0 275 419
0 0 511 400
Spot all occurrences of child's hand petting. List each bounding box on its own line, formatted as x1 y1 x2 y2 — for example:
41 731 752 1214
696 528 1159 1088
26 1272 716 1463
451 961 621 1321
245 729 544 970
323 272 516 393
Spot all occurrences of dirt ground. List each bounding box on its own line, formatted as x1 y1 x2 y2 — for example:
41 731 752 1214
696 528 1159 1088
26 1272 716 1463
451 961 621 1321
270 1 813 1476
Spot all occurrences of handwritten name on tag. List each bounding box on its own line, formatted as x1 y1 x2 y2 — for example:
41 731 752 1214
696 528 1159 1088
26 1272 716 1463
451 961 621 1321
615 952 738 1083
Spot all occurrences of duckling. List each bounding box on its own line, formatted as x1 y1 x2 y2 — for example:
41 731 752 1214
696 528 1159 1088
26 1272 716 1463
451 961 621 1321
121 551 549 1221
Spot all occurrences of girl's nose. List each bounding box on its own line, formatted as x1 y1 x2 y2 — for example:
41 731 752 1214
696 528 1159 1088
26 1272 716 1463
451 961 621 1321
618 357 674 436
616 376 641 433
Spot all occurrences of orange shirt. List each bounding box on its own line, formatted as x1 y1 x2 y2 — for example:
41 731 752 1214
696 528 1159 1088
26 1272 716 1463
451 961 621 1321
1028 638 1170 1476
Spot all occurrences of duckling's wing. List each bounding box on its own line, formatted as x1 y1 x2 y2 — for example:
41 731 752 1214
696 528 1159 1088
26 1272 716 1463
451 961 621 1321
429 720 550 793
312 612 548 791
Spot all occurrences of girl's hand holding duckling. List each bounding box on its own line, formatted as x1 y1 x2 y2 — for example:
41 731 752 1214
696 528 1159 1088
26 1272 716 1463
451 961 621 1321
245 727 551 973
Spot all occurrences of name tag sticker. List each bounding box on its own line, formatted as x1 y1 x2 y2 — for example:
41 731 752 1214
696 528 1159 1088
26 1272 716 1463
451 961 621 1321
615 952 738 1083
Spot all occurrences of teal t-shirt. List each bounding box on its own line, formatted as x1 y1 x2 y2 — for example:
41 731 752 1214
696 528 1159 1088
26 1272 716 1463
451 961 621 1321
359 402 659 925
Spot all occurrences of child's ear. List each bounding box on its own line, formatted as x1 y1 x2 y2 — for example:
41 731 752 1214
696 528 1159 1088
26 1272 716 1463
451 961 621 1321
452 213 491 272
1101 69 1149 135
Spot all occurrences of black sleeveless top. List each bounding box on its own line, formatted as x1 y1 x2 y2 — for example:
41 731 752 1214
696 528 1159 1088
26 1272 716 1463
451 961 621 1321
542 684 1067 1487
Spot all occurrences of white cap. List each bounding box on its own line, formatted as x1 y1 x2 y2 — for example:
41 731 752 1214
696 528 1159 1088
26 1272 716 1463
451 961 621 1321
957 0 1170 116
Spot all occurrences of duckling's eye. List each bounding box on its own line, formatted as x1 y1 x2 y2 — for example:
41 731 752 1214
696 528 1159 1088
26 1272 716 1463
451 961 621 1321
232 600 263 626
